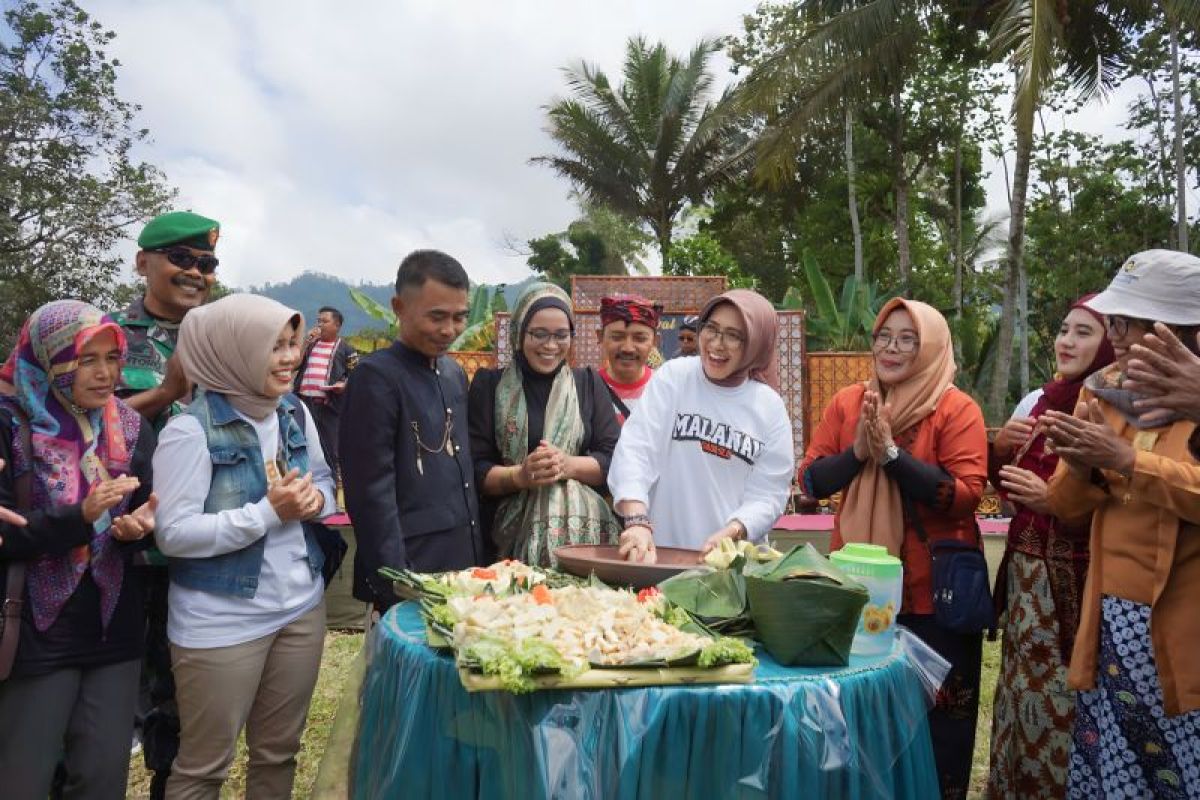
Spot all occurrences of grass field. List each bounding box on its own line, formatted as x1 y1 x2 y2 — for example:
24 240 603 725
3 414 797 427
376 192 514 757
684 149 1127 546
126 631 1004 799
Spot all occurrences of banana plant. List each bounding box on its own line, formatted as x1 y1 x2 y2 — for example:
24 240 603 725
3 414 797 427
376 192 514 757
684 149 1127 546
794 252 893 351
348 286 397 339
450 284 507 351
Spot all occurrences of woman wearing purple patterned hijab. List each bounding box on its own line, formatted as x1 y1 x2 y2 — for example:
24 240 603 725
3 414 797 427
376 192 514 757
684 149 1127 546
0 299 158 799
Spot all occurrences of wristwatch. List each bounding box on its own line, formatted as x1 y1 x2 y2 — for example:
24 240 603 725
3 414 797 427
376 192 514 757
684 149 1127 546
882 443 900 465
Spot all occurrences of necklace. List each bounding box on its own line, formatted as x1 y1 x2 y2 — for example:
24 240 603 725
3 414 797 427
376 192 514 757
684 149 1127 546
411 408 455 475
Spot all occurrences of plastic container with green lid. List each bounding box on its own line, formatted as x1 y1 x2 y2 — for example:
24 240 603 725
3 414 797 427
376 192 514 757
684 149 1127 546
830 544 903 657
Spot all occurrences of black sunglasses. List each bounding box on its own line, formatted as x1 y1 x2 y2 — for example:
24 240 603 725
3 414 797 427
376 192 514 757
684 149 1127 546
151 247 219 275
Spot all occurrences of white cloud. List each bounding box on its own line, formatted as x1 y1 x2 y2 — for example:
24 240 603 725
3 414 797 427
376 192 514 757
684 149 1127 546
89 1 1173 291
92 0 757 289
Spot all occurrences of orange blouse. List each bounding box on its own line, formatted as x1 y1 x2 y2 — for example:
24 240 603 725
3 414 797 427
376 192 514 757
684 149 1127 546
799 383 988 613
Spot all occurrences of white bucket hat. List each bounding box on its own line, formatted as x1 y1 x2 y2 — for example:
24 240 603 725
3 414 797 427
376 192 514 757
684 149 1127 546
1086 249 1200 325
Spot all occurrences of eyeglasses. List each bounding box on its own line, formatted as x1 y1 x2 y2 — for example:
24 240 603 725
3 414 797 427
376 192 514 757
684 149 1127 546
1105 315 1151 338
872 332 920 353
525 329 573 346
699 321 746 349
151 247 219 275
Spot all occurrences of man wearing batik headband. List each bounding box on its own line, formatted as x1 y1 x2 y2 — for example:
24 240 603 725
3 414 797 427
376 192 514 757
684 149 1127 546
597 294 660 424
111 210 219 800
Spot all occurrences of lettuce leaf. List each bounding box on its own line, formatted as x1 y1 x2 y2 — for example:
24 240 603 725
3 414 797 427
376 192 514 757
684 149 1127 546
698 636 757 668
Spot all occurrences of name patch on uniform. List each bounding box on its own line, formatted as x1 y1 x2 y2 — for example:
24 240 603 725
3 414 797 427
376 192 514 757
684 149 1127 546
672 413 763 465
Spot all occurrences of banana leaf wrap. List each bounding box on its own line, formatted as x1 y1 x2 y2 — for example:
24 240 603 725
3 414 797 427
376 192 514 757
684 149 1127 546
744 544 869 667
657 566 756 638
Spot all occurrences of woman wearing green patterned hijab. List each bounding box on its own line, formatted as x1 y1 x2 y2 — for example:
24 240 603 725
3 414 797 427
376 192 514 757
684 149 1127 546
467 283 621 566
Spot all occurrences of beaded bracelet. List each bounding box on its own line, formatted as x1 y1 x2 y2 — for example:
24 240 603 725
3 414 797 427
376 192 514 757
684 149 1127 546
622 513 654 531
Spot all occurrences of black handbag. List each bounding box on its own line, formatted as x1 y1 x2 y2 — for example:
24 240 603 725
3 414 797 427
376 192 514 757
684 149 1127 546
288 395 347 585
929 538 995 635
903 493 995 636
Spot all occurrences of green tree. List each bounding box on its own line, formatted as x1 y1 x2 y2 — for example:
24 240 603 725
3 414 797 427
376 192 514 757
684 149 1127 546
1025 131 1175 352
525 201 652 289
532 36 745 269
668 224 758 290
1122 15 1199 251
734 2 986 292
0 0 174 336
983 1 1167 418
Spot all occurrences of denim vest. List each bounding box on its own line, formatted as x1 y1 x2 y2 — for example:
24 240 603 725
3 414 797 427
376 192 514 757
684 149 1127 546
168 390 325 598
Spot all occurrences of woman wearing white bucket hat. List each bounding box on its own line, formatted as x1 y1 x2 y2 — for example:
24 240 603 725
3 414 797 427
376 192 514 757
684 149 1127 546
1041 249 1200 799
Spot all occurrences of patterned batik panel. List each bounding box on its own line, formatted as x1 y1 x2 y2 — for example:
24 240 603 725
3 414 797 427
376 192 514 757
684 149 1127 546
448 351 496 383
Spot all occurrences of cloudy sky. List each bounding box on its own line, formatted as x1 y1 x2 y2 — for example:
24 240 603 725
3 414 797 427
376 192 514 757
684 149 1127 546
88 0 1165 290
88 0 758 289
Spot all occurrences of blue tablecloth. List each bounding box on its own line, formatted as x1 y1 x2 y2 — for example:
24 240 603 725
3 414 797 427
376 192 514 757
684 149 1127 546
353 602 939 800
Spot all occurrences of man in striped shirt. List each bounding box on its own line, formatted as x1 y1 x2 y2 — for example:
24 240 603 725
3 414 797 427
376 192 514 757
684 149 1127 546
295 306 358 475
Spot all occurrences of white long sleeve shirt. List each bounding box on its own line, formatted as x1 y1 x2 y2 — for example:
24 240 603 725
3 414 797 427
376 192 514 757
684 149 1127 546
607 357 795 548
154 406 336 648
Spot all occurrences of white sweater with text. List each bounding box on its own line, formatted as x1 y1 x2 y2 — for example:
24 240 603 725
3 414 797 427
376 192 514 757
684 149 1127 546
607 357 795 549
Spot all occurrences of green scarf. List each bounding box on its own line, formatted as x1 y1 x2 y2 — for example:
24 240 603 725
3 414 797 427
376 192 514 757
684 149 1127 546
491 284 619 566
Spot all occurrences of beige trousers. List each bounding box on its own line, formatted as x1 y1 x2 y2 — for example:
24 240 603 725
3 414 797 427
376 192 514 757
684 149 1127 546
166 600 326 800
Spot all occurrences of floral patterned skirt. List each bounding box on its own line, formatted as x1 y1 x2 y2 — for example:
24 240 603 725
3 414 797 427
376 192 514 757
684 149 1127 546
987 552 1076 799
1067 595 1200 799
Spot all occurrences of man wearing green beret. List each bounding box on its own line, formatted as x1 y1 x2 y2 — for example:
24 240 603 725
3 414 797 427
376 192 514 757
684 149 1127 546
112 210 220 800
114 210 221 425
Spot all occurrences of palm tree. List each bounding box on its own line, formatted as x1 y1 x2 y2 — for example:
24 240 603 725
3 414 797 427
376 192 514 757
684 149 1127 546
1163 1 1200 251
982 1 1183 417
736 2 975 292
532 37 745 269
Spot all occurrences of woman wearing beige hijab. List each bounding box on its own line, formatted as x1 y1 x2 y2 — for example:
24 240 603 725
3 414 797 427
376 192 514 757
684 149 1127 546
152 294 337 800
608 289 794 561
798 298 988 800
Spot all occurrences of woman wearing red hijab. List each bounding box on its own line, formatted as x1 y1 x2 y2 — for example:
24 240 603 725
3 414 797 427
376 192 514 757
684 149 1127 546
985 295 1115 799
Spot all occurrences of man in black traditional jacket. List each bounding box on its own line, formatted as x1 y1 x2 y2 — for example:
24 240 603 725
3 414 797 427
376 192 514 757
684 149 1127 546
340 250 483 609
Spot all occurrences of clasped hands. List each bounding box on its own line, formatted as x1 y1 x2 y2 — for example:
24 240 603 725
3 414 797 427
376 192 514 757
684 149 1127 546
513 440 570 490
1041 399 1135 480
853 389 896 463
267 468 327 523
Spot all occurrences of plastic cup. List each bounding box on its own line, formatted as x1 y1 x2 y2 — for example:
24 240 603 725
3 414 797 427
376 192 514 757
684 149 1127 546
829 543 903 657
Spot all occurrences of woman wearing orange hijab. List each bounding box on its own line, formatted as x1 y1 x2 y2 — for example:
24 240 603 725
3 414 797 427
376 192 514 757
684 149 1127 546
798 298 988 800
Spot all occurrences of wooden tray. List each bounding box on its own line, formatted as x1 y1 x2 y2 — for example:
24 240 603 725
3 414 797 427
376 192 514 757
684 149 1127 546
457 662 754 692
553 544 705 588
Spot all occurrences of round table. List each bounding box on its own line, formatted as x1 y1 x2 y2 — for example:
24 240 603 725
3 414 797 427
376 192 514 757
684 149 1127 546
353 603 939 799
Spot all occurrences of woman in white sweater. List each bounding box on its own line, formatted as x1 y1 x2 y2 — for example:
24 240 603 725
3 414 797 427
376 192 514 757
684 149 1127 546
608 289 794 562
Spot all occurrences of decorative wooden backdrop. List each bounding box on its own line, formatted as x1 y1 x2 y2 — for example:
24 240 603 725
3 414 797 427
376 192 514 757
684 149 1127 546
448 351 495 383
570 275 727 312
803 352 874 442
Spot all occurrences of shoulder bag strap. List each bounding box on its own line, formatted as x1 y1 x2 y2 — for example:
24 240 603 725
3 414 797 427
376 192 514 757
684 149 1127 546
1 409 32 679
603 380 632 420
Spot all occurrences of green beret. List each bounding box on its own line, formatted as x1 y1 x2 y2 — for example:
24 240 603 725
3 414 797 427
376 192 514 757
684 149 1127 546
137 211 220 251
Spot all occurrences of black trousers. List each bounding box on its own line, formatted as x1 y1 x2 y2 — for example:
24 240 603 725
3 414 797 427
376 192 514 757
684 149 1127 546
897 613 984 800
301 397 341 476
0 659 141 800
135 564 178 800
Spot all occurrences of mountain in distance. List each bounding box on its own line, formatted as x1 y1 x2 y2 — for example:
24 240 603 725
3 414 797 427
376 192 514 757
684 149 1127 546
249 272 393 335
248 271 539 335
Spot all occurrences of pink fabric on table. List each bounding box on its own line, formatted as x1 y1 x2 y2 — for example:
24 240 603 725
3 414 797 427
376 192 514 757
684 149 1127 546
772 514 1009 536
772 515 836 531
